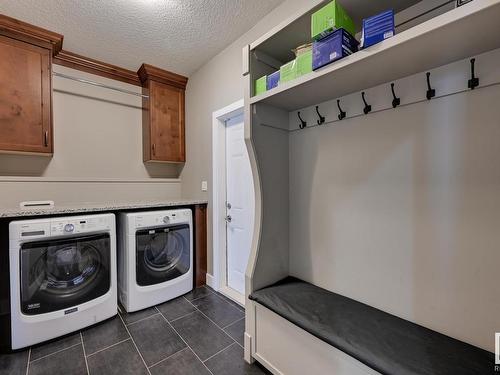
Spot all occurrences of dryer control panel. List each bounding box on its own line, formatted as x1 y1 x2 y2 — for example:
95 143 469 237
133 209 192 229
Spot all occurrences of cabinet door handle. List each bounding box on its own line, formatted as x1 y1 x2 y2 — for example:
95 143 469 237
152 143 156 156
44 131 48 147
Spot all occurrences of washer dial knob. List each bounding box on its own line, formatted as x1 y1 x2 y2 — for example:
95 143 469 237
64 223 75 232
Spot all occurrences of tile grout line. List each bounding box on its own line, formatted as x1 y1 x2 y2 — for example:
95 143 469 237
123 312 160 327
182 296 240 345
147 346 189 369
208 290 259 369
183 302 245 356
118 313 152 375
167 310 197 323
202 342 237 363
80 332 90 375
188 291 245 322
155 306 216 375
186 288 215 303
222 316 245 330
189 289 229 306
235 340 244 349
218 313 245 348
25 347 31 375
29 342 82 363
204 288 244 311
86 338 131 358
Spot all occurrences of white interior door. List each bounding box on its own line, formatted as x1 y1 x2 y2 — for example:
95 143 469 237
225 114 254 295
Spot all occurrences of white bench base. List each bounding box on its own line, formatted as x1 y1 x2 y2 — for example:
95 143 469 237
246 302 380 375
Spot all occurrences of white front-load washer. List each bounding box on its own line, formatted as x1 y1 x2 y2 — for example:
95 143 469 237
9 213 117 350
118 209 193 312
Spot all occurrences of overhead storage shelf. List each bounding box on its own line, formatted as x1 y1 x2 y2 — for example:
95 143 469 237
249 0 500 111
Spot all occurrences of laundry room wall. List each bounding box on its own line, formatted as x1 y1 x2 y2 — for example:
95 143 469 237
181 0 447 276
0 65 182 209
182 0 314 274
184 0 499 353
288 79 500 352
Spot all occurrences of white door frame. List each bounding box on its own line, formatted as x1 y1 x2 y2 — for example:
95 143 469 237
211 99 245 306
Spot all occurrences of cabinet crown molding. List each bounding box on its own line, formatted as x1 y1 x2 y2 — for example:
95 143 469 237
0 15 188 88
0 14 63 55
138 63 188 89
54 50 142 86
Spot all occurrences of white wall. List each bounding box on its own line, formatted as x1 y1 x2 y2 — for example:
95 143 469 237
0 65 181 209
195 0 500 354
182 0 457 274
288 83 500 352
182 0 311 273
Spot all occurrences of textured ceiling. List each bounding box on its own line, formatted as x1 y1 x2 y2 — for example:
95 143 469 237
0 0 284 76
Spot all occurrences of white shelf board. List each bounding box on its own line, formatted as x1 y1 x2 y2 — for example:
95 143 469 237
251 0 421 63
250 0 500 111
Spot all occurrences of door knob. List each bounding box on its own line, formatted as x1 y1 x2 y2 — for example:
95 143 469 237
226 202 232 209
225 215 232 223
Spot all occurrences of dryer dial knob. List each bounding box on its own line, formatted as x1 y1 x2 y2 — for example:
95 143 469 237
163 216 170 224
64 224 75 232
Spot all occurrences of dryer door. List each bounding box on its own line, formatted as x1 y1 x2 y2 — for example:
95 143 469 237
19 233 111 315
135 224 190 286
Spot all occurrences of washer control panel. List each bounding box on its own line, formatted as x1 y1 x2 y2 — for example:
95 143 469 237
13 214 114 241
50 216 110 236
64 223 75 233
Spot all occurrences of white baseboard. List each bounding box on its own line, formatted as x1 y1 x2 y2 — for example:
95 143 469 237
219 286 245 307
206 273 217 290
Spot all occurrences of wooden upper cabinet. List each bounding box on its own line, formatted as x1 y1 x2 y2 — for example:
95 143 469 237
138 64 188 163
0 36 52 154
0 15 63 155
149 81 185 162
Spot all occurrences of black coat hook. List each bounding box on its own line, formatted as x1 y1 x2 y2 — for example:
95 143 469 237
298 112 307 129
337 100 346 120
426 72 435 100
315 106 325 125
468 58 479 90
362 92 371 114
391 83 400 108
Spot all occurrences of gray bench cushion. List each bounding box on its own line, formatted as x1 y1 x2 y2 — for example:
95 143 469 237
249 277 493 375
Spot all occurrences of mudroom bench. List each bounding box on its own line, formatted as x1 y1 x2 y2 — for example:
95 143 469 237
248 277 493 375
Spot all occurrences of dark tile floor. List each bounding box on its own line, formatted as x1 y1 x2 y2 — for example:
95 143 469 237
0 286 269 375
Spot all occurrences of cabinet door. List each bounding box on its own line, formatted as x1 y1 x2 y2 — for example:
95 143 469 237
0 36 52 154
149 80 185 162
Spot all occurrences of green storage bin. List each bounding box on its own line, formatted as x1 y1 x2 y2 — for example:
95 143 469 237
296 50 312 77
311 0 355 41
280 60 297 84
255 75 267 95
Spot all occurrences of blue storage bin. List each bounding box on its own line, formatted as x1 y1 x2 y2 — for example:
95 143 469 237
267 71 280 90
312 28 359 71
361 10 395 49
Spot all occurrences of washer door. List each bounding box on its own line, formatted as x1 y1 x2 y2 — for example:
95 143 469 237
19 233 111 315
135 224 190 286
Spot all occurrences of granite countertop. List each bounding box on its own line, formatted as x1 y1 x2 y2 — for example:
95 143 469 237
0 199 208 218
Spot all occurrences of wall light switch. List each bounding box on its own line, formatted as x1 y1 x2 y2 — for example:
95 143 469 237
201 181 208 192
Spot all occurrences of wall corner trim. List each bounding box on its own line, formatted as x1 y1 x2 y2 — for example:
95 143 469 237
205 273 217 290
